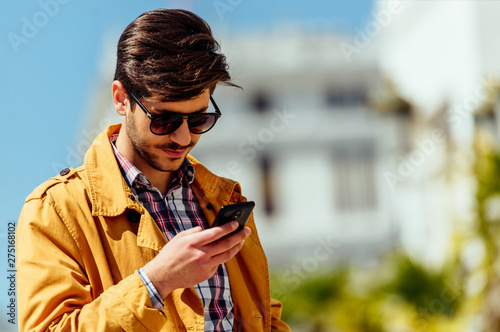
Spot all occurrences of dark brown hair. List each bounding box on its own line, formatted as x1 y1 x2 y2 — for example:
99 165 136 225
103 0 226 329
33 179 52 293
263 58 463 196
114 9 238 103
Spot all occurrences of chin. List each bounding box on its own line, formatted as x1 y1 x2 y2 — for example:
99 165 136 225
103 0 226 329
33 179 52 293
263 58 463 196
159 155 186 172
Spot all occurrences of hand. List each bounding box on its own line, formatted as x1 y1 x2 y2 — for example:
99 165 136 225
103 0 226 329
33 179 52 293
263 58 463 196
142 221 251 299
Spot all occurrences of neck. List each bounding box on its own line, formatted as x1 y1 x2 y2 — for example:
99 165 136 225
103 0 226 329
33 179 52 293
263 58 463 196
140 167 173 196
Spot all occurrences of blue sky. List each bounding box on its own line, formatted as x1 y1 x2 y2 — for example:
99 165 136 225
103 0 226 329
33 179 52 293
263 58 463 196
0 0 372 326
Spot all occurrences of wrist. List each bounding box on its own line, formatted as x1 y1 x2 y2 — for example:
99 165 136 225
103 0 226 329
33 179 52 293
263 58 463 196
143 262 175 299
138 268 165 310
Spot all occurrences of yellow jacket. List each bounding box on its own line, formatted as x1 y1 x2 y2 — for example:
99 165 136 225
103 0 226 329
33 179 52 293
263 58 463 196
16 124 290 332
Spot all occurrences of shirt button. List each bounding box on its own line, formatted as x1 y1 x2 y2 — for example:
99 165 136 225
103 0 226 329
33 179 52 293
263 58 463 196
59 168 70 176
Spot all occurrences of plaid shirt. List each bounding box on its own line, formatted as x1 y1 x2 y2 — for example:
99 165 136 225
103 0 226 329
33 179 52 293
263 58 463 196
110 135 234 331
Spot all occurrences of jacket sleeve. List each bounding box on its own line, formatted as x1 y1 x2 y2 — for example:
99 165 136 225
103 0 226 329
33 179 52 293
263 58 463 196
270 298 292 331
16 198 167 332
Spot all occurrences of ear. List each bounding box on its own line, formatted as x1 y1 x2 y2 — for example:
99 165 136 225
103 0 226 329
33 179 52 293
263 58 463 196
112 80 129 116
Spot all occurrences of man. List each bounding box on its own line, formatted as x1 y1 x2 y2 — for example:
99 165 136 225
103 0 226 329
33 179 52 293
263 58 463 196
16 9 290 331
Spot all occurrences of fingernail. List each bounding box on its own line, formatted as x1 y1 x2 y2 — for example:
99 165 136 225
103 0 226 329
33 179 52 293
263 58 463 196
232 222 239 230
245 228 251 236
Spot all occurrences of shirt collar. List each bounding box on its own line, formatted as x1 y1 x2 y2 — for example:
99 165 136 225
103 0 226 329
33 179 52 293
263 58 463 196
109 133 195 196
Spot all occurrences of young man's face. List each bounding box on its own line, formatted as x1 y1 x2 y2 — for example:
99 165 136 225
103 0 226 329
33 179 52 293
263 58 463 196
125 89 211 174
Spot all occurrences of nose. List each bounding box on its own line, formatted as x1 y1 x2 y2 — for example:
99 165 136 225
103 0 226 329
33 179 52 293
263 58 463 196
169 118 192 146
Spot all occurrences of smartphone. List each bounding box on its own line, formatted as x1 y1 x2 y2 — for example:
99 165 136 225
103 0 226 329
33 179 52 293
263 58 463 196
211 201 255 237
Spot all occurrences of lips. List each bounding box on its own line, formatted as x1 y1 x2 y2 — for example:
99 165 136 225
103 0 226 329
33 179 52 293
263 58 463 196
162 149 186 158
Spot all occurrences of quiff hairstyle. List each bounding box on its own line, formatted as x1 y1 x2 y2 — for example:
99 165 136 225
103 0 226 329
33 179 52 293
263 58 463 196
114 9 238 103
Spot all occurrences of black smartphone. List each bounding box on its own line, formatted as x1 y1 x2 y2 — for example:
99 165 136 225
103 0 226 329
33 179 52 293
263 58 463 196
211 201 255 237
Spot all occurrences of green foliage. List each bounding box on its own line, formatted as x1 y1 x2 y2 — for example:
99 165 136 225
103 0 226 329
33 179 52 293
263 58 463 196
270 268 347 329
384 254 463 318
270 252 465 331
472 131 500 329
330 292 387 332
473 133 500 277
474 142 500 201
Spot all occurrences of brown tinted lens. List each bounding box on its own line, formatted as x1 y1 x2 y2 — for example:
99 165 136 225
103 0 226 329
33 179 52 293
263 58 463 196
151 116 183 135
188 114 216 134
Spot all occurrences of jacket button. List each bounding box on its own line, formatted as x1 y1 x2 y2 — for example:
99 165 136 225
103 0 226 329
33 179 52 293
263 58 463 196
129 195 136 201
206 203 214 210
59 168 70 176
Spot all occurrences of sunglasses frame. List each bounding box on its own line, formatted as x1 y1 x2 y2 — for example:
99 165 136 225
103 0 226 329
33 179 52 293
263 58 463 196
126 90 222 135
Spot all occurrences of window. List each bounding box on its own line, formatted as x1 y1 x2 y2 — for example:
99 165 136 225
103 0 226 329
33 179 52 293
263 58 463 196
259 154 275 216
250 92 272 113
325 88 367 108
332 141 377 212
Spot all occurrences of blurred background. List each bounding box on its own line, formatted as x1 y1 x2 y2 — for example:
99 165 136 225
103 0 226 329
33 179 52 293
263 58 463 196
4 0 500 330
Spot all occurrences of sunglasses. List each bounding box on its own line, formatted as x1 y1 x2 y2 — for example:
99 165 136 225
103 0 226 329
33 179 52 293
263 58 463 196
127 90 222 135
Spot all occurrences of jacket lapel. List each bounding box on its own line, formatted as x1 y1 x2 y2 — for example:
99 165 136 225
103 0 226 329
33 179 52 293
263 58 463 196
84 124 167 253
189 155 270 331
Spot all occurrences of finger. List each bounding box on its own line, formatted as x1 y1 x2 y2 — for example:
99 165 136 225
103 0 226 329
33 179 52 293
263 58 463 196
209 237 247 265
194 221 239 246
206 227 251 257
175 226 203 238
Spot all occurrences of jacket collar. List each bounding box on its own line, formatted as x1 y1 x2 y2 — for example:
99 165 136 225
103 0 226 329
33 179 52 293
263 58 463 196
187 155 241 205
84 124 143 217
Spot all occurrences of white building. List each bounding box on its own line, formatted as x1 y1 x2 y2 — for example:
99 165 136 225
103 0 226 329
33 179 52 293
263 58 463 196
375 0 500 269
194 29 406 267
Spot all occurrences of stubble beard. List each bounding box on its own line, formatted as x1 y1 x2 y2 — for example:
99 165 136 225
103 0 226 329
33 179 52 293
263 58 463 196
126 115 192 173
